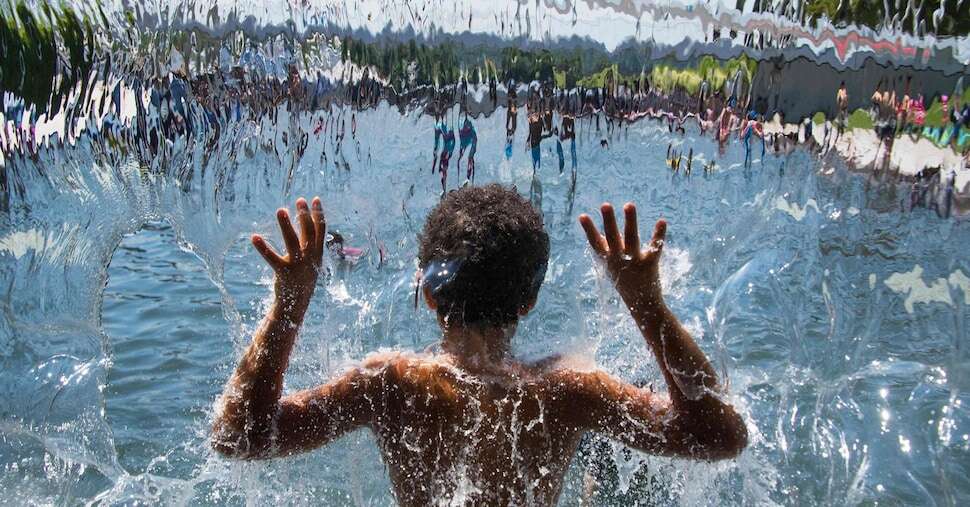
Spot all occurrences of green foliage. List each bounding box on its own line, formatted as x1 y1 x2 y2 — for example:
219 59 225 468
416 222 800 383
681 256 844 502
800 0 969 36
338 34 768 100
0 0 97 116
847 108 873 130
921 89 968 129
576 65 622 88
340 36 467 87
803 0 840 23
340 37 597 89
650 65 702 94
648 54 755 95
553 69 566 89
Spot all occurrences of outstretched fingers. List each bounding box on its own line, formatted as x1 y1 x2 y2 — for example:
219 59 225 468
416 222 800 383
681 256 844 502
579 214 608 257
311 197 325 262
600 203 622 256
277 208 301 259
623 203 640 258
252 234 283 270
296 198 314 252
649 219 667 254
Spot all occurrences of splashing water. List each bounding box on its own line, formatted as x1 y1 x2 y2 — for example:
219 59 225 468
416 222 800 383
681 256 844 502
1 0 969 505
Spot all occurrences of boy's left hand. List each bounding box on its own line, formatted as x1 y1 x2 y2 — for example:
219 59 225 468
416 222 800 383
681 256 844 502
579 202 667 314
252 197 326 315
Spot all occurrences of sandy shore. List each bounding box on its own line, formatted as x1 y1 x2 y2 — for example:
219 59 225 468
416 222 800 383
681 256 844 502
759 117 969 212
818 126 968 189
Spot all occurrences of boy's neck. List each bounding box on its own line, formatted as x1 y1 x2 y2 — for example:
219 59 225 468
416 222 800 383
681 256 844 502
440 323 514 370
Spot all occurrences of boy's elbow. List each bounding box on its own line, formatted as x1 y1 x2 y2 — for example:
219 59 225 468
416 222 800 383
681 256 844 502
210 436 273 461
210 424 268 461
700 412 748 460
211 437 247 460
676 401 748 460
712 420 748 460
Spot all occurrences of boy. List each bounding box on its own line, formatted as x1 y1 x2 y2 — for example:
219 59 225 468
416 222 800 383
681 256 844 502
212 185 747 505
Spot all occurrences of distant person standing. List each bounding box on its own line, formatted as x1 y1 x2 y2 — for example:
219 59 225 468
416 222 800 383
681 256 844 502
717 104 736 153
458 116 478 183
526 107 550 173
440 122 456 193
506 87 518 159
896 90 912 136
939 96 951 145
554 128 565 174
836 82 848 139
878 89 898 171
698 77 710 114
741 111 765 167
432 114 444 174
870 82 884 122
940 95 963 148
562 113 577 173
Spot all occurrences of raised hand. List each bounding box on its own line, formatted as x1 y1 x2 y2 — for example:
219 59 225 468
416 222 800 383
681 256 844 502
579 203 667 312
252 197 326 313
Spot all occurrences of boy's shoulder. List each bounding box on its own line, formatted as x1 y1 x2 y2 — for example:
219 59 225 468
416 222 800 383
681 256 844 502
356 349 628 397
360 349 448 376
535 360 624 394
358 349 465 389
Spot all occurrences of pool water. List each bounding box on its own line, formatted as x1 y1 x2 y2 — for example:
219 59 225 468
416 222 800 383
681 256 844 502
1 102 963 504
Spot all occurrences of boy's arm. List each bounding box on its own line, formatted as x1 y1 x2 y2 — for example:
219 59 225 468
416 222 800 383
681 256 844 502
211 197 381 460
570 203 747 460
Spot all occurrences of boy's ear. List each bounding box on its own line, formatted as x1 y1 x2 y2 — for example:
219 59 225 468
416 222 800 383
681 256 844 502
423 284 437 310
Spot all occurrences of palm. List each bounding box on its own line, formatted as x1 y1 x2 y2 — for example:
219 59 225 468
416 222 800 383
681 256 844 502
252 197 326 307
579 203 667 309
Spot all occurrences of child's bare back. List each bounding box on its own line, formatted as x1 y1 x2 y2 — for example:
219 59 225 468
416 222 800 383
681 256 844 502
212 188 746 506
359 353 579 505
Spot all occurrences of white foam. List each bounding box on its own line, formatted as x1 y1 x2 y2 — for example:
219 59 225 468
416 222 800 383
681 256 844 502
0 228 45 259
774 196 819 221
883 265 969 313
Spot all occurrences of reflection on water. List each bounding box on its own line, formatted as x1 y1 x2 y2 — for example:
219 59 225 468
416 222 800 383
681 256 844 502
1 0 969 504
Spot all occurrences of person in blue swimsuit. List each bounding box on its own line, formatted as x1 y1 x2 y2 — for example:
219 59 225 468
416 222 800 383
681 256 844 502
506 87 518 159
554 127 565 174
741 111 765 168
458 116 478 183
526 109 550 174
432 116 445 174
440 122 456 193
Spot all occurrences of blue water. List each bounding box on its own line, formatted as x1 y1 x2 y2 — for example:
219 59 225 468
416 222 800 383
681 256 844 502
0 105 953 504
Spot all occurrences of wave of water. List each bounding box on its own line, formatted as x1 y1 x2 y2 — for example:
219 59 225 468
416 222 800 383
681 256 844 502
1 0 970 505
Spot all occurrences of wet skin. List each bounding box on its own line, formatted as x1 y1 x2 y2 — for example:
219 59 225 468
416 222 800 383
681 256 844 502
212 197 747 506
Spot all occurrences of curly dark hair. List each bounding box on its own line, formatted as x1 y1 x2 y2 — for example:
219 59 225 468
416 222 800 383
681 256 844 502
418 184 549 327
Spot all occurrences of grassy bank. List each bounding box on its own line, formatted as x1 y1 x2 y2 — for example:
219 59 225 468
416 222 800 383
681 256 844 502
1 0 99 116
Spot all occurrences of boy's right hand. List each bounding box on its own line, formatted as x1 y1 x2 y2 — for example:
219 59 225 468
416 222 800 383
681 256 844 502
252 197 326 316
579 203 667 314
